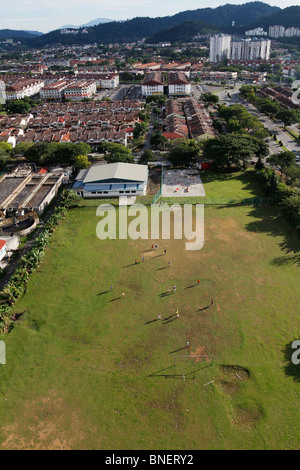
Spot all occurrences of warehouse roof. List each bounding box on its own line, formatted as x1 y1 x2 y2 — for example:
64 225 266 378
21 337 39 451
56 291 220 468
83 163 148 184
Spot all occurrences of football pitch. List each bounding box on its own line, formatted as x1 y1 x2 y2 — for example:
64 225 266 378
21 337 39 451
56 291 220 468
0 170 299 450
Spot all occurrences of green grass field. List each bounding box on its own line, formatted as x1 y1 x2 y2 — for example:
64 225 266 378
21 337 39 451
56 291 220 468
0 170 299 450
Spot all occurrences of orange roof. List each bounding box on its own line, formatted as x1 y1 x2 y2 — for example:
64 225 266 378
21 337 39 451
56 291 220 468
162 132 185 139
0 239 7 251
61 133 71 142
38 168 48 174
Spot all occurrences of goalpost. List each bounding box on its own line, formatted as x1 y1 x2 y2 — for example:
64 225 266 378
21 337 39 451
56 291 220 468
174 354 214 380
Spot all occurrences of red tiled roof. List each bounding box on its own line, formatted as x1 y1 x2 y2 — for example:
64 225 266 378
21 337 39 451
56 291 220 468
162 132 185 139
0 239 7 251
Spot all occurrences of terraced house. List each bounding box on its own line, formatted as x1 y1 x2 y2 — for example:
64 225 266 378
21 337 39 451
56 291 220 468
64 80 97 101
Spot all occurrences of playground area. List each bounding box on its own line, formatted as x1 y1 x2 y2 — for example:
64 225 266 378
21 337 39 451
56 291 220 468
162 169 206 197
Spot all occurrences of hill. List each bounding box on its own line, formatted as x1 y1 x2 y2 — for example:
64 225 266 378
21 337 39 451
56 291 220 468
146 21 220 44
0 29 42 40
32 2 280 46
249 5 300 29
146 5 300 45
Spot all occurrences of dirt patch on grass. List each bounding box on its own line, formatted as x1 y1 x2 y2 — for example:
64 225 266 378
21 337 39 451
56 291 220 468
216 366 250 397
0 393 93 450
208 217 255 243
146 387 186 431
191 346 212 363
219 380 240 395
231 405 263 431
208 218 240 243
220 365 250 381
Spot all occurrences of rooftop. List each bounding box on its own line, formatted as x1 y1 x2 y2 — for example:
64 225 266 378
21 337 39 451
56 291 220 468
83 163 148 184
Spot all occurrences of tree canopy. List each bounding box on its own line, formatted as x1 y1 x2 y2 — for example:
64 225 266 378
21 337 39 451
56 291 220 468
202 134 269 170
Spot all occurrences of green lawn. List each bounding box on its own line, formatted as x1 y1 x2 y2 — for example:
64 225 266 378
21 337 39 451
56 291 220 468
161 170 267 206
0 171 299 450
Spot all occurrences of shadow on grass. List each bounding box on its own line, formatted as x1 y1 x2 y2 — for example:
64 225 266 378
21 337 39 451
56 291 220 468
145 318 159 325
201 169 240 185
271 253 300 269
244 206 300 262
123 262 141 268
97 290 110 296
217 202 300 265
159 291 173 298
163 314 176 321
198 306 210 312
169 346 188 354
163 316 178 325
147 362 213 379
234 171 265 197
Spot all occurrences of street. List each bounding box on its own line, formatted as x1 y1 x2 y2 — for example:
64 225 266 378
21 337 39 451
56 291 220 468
217 85 300 157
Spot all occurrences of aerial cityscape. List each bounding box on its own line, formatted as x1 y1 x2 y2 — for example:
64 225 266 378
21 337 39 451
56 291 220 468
0 0 299 453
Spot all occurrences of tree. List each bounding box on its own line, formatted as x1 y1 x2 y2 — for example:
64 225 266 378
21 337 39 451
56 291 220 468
24 142 58 165
58 142 91 164
280 194 300 230
6 99 33 115
168 139 199 166
138 111 150 122
140 149 154 164
13 141 34 156
73 154 91 170
284 165 300 186
133 122 148 140
276 109 300 129
201 92 219 105
202 134 266 170
104 143 133 164
150 132 167 149
267 151 295 175
0 155 7 172
0 142 12 157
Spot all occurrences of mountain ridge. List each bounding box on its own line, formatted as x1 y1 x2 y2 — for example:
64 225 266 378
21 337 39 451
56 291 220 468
32 2 281 46
59 18 114 30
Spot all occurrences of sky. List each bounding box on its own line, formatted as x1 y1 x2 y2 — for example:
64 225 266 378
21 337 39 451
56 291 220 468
0 0 299 33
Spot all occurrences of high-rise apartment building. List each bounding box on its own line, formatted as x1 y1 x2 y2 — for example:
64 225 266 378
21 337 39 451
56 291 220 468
209 35 231 63
211 36 271 62
268 25 285 38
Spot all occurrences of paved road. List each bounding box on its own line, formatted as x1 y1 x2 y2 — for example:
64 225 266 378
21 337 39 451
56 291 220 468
112 84 142 102
217 88 300 157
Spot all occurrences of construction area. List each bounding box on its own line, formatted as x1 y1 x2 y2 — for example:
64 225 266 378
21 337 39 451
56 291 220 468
0 166 65 217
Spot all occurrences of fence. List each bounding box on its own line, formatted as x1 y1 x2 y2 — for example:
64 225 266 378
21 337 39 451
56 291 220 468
81 195 277 207
152 166 164 205
160 196 278 206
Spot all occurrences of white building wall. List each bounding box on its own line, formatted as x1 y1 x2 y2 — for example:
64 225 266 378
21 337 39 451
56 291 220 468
209 35 231 63
142 84 164 96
